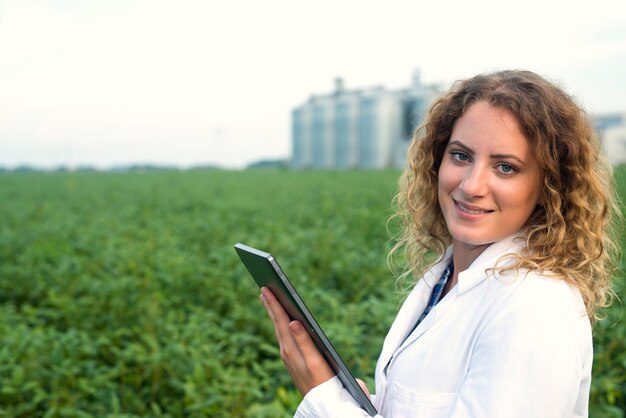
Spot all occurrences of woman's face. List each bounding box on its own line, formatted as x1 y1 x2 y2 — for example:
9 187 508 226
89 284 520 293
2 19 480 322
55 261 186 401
437 101 541 250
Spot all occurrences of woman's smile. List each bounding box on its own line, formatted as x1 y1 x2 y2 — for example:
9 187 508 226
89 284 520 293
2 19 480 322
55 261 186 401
453 199 494 217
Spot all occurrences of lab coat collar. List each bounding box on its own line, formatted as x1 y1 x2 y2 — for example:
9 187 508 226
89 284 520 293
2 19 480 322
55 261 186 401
376 247 454 384
377 233 526 383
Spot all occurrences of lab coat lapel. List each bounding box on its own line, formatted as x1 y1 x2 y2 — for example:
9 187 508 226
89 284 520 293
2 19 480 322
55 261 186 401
374 277 431 407
377 252 452 373
377 279 429 368
393 284 456 356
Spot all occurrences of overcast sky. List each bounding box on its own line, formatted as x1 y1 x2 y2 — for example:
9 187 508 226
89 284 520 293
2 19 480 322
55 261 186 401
1 0 625 169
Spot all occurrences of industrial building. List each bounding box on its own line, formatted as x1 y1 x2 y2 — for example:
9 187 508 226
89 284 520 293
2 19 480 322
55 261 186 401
291 71 441 169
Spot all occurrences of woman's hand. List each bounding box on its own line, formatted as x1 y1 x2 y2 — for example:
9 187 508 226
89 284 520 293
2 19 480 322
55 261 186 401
260 287 335 396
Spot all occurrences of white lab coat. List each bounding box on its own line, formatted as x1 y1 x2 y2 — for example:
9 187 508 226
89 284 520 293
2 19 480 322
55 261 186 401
294 234 592 418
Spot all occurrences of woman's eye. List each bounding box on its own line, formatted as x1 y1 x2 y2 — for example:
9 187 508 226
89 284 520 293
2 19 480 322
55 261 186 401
451 151 470 162
497 163 517 175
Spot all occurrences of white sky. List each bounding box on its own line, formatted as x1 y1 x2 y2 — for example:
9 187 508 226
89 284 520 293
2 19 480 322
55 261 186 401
1 0 625 169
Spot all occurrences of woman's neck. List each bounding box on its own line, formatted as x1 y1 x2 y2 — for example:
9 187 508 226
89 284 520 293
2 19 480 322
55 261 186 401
444 240 492 294
452 240 491 273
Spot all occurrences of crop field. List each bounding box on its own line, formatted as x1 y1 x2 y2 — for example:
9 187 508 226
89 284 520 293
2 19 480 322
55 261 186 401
0 167 624 418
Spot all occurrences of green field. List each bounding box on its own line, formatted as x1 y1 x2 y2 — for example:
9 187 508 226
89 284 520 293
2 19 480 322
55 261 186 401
0 168 624 417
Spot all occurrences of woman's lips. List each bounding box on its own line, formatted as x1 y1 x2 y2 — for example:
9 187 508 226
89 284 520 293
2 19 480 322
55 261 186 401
454 199 494 215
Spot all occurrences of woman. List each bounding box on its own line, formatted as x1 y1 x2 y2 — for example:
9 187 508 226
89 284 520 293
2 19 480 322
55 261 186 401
260 70 621 417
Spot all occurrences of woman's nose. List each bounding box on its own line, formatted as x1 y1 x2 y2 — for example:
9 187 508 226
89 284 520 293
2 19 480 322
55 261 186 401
459 166 488 197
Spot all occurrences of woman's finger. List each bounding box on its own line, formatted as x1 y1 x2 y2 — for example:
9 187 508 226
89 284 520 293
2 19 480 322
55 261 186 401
261 288 306 364
289 320 333 375
261 287 292 333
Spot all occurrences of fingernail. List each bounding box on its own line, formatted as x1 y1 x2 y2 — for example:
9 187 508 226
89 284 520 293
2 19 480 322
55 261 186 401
259 293 266 304
290 321 304 334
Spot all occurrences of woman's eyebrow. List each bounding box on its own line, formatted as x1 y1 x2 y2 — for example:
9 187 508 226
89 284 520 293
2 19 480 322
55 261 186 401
490 153 525 164
447 140 473 154
448 140 525 164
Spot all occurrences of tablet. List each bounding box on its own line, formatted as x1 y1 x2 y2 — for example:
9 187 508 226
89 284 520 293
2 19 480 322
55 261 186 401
234 243 378 416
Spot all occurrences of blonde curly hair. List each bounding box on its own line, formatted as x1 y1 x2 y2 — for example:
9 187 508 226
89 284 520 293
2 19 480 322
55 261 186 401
391 70 622 322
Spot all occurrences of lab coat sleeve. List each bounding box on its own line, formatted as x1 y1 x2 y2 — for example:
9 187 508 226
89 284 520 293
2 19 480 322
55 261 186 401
450 282 591 418
294 376 383 418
